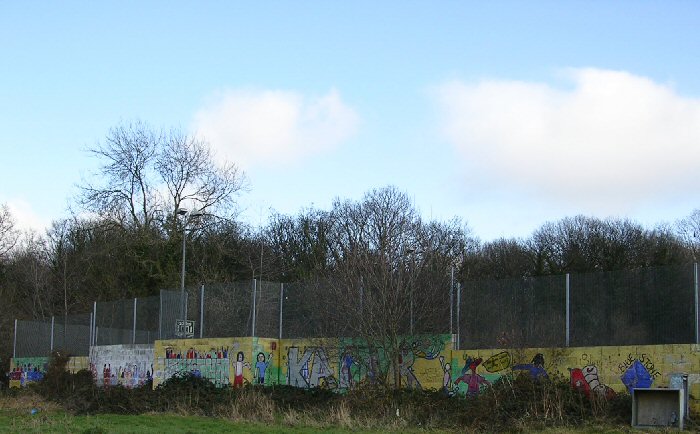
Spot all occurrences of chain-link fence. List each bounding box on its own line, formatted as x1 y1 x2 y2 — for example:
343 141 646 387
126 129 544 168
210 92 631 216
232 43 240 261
14 313 92 357
12 263 700 358
456 263 700 349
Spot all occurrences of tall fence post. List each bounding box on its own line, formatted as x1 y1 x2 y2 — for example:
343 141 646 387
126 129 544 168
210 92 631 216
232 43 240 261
88 312 92 349
132 298 137 344
159 290 163 340
410 290 414 336
450 266 454 337
252 279 257 337
13 319 17 358
279 283 284 340
456 282 461 351
695 263 699 345
566 273 570 347
200 284 204 339
50 316 55 352
93 301 97 346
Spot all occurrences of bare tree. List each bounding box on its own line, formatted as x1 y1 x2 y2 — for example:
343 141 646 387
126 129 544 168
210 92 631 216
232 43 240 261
80 120 246 234
0 203 19 259
314 186 471 387
676 209 700 261
155 128 246 236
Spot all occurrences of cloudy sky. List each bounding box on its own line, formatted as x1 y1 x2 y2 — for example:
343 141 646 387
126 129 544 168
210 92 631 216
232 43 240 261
2 1 699 240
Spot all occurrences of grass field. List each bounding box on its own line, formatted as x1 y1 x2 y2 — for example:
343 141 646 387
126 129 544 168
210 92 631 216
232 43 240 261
0 408 656 434
0 411 653 434
0 389 677 433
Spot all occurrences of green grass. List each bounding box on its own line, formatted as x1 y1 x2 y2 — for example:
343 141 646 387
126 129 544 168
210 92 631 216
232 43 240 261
0 410 441 434
0 410 663 434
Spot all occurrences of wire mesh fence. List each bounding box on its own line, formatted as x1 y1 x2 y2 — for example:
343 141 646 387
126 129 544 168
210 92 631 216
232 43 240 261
12 263 700 358
458 274 567 349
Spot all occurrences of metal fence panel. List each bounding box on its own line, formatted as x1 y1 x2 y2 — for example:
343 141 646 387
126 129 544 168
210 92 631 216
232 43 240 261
159 289 184 340
14 320 52 358
12 263 700 359
134 295 160 344
53 313 91 356
201 281 253 338
570 264 695 346
459 274 567 349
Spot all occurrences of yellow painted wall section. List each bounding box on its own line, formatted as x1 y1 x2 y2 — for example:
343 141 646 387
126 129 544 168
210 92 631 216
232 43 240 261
153 337 281 388
279 336 452 391
450 344 700 411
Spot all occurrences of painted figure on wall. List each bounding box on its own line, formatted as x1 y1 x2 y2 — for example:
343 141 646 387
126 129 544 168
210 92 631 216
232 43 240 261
399 343 421 389
438 355 456 396
454 356 490 396
233 351 250 387
339 349 359 389
254 352 271 385
512 353 548 380
103 364 111 387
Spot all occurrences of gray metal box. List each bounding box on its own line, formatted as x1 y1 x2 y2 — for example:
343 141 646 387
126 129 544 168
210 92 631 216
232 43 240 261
632 388 684 430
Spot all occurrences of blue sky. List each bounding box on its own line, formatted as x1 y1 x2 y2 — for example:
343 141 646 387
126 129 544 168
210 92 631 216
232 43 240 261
2 1 700 240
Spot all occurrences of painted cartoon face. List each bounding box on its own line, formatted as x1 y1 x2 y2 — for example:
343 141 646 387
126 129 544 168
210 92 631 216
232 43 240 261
237 351 244 362
257 352 265 362
445 363 451 371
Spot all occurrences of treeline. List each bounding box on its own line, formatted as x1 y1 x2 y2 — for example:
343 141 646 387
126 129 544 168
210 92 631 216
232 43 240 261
1 122 699 374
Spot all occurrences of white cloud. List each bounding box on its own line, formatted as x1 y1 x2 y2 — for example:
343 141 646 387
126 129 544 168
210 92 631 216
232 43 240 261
434 69 700 214
5 199 51 234
193 88 359 168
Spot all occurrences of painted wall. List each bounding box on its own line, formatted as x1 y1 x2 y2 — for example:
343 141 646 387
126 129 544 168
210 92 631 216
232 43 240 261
8 356 89 388
89 344 154 388
279 335 450 392
10 337 700 413
447 344 700 411
152 337 280 388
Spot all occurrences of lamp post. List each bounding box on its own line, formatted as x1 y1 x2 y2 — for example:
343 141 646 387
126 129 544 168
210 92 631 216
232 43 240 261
177 207 203 325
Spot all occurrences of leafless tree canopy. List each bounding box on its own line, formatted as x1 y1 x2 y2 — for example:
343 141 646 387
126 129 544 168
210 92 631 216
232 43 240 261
0 203 19 259
80 121 246 234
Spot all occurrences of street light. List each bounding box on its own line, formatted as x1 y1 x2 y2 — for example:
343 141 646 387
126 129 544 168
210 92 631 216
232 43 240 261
177 207 204 326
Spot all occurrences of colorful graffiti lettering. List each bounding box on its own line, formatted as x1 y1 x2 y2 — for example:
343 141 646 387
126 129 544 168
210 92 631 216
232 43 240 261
287 346 336 389
618 353 660 379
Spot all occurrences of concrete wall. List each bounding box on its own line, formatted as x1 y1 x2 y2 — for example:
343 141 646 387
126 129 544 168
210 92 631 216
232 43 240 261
89 344 154 388
9 337 700 413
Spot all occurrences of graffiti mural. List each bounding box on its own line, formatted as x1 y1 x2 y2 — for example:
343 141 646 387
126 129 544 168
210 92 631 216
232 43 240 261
287 346 337 389
570 364 615 399
454 355 490 395
8 356 89 388
512 353 548 380
10 337 700 412
89 344 154 388
153 337 279 388
8 357 46 387
620 359 654 392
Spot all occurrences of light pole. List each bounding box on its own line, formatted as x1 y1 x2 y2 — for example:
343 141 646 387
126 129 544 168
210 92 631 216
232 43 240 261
177 207 203 325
